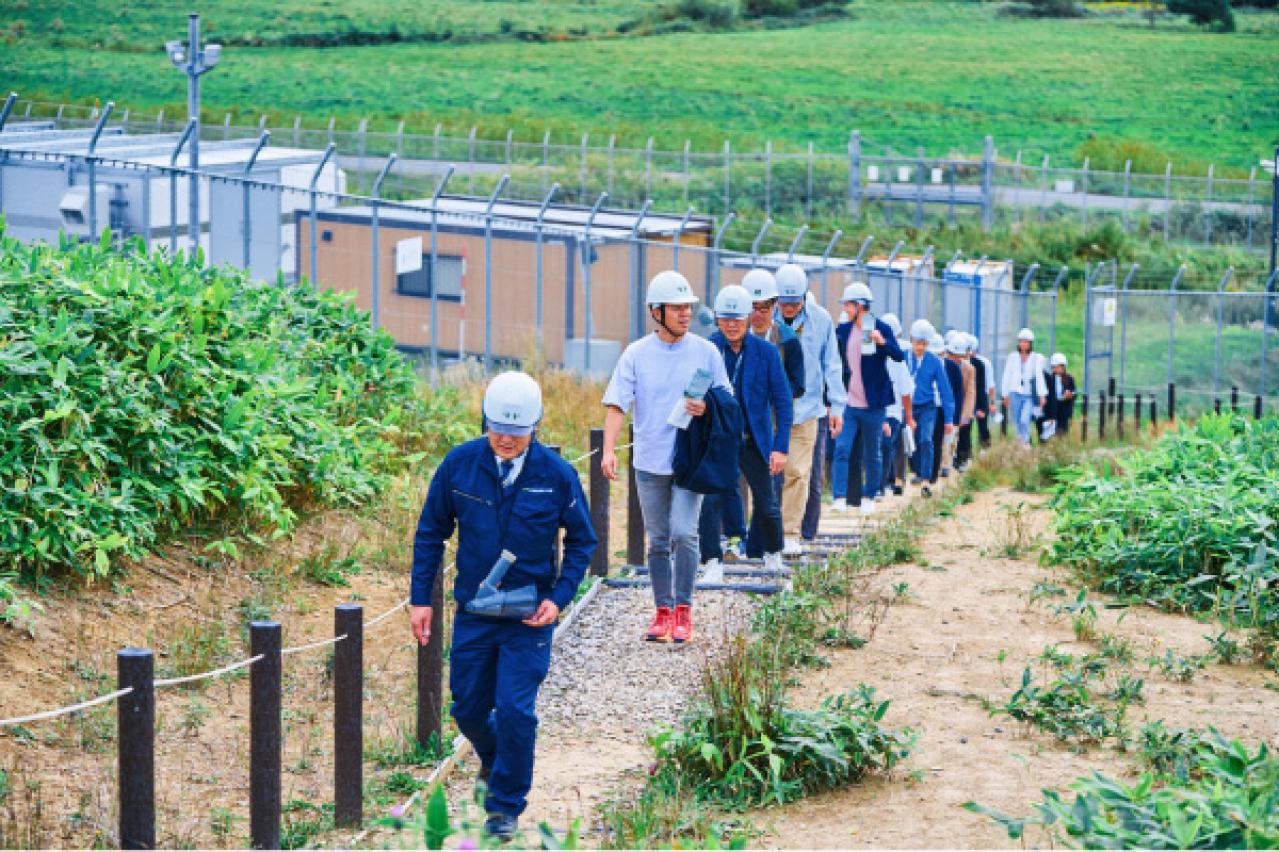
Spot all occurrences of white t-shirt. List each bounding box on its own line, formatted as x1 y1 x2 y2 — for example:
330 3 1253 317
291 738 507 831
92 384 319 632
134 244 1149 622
602 333 732 475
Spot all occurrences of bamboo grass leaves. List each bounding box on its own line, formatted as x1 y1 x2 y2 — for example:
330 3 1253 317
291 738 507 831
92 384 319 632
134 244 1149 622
1 227 431 581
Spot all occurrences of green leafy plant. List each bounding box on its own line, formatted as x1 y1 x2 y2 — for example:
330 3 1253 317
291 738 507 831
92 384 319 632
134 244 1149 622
1147 649 1211 683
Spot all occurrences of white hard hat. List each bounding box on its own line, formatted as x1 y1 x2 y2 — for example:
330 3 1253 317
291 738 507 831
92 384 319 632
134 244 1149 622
964 333 978 354
775 263 808 303
1017 327 1035 343
841 281 874 305
741 268 779 302
881 313 902 337
929 333 945 355
646 270 699 308
483 371 543 436
909 319 935 342
1050 352 1068 367
945 331 966 355
714 285 752 320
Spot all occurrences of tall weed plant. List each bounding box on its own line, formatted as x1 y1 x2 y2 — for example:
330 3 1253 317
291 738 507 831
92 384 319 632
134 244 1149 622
0 228 444 583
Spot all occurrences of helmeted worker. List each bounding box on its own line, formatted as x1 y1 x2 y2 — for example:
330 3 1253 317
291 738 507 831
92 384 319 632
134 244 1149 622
698 284 792 575
410 371 597 841
1001 327 1048 446
905 320 954 498
600 271 731 644
968 334 995 449
772 263 846 553
743 268 805 399
941 331 976 475
878 313 916 497
1044 352 1077 439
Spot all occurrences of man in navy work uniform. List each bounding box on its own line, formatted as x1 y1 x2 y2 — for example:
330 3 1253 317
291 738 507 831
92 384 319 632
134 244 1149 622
410 371 596 842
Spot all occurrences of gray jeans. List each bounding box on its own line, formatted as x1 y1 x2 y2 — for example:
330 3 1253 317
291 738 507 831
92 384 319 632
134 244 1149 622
634 470 703 608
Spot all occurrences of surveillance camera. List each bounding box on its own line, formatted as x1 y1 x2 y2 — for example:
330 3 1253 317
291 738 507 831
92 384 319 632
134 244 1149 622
165 40 185 65
204 43 222 67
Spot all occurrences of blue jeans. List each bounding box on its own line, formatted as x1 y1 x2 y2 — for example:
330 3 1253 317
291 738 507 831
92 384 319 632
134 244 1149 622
831 406 886 501
911 404 938 481
1011 392 1036 444
700 436 783 560
881 416 902 492
450 613 554 818
634 470 702 608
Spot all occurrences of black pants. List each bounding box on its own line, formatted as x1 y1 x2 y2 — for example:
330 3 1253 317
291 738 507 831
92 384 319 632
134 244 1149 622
957 421 973 468
976 410 991 448
699 436 782 561
930 411 945 484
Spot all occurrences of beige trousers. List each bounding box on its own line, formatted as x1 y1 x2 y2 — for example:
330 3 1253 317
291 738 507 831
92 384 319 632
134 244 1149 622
781 418 819 538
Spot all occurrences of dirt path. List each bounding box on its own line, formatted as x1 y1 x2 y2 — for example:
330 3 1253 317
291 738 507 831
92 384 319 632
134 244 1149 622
758 486 1279 849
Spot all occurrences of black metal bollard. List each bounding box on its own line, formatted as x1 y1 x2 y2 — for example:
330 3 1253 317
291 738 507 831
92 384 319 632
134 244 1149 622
626 424 644 566
1231 385 1239 412
1150 397 1158 431
589 428 610 577
1098 391 1107 441
250 622 282 851
1080 393 1089 442
1168 383 1177 421
1257 395 1264 420
118 648 155 851
1214 398 1222 415
1117 393 1125 440
417 571 445 750
1134 393 1142 432
334 604 363 829
1000 399 1008 437
1107 378 1117 415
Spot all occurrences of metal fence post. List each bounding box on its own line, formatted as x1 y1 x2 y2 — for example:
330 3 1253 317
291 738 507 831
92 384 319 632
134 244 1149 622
1118 263 1137 395
980 136 994 231
307 143 337 286
630 201 653 340
483 175 511 371
1122 159 1131 233
356 117 368 195
250 621 282 851
672 205 694 271
820 229 842 309
429 166 453 373
751 218 772 263
626 424 644 566
168 119 196 254
118 648 155 850
581 193 608 374
86 102 113 245
1214 267 1234 395
786 224 808 263
369 154 397 331
1167 264 1185 387
397 120 406 157
1205 163 1215 246
534 183 559 365
589 428 610 577
764 140 773 217
334 604 363 829
241 131 269 273
708 211 734 305
849 131 861 218
417 570 445 747
0 92 17 131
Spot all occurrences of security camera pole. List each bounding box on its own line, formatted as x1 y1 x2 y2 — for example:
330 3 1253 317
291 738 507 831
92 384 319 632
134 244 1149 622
166 13 221 256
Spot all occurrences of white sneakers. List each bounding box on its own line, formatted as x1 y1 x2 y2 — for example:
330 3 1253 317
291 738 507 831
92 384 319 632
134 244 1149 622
860 499 877 516
831 498 848 513
762 551 784 572
782 538 803 557
701 558 724 584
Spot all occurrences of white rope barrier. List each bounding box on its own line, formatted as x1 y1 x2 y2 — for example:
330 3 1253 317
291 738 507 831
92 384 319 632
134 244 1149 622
365 597 410 629
566 440 633 466
281 634 348 657
0 687 135 729
153 654 265 688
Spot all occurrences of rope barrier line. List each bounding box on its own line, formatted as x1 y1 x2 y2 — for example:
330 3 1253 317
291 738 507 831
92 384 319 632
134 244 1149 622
0 687 135 729
281 634 348 657
365 596 410 629
566 440 633 466
153 654 265 688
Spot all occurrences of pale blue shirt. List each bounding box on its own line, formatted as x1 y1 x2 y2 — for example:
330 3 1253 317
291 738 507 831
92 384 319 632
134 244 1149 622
774 302 847 424
602 332 732 475
493 449 528 487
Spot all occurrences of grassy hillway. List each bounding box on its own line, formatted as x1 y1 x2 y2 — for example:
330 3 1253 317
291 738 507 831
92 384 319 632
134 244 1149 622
3 1 1277 171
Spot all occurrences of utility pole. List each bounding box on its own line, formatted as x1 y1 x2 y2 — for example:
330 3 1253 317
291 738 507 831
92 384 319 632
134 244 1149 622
166 14 221 257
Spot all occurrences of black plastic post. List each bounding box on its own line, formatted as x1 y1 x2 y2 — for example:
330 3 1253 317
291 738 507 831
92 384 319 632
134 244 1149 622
334 604 363 829
1098 391 1107 440
1231 386 1239 412
1080 393 1089 442
1168 382 1177 421
1000 399 1008 437
118 648 155 850
1117 393 1125 440
1256 395 1264 420
1107 377 1117 415
1150 397 1158 430
589 429 609 577
250 622 282 851
626 424 644 566
1134 393 1142 432
1214 398 1222 415
417 571 445 749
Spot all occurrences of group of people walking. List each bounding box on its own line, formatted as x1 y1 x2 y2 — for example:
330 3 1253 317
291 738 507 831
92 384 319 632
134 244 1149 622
405 265 1076 840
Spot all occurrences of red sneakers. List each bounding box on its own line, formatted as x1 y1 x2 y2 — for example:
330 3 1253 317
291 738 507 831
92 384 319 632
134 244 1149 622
645 607 673 643
671 605 693 644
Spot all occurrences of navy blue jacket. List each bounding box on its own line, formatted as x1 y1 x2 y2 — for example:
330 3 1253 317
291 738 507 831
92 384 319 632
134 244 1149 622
768 322 806 399
906 350 956 425
411 439 597 611
834 317 906 410
710 331 794 455
674 386 743 495
944 359 965 425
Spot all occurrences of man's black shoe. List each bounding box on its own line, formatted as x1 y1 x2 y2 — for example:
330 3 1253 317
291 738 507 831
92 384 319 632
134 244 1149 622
484 813 518 843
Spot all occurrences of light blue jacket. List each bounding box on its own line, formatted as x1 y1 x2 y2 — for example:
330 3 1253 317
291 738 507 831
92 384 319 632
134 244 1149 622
773 302 847 424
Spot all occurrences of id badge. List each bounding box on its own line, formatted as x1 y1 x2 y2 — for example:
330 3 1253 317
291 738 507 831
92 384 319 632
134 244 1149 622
860 314 877 356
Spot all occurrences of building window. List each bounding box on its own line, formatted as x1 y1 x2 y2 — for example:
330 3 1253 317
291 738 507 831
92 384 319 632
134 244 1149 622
397 255 464 300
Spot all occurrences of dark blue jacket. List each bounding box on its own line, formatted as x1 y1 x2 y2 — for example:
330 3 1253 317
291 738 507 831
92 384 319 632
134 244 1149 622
764 322 806 399
906 350 956 425
710 331 794 455
411 439 596 611
944 359 965 426
674 386 743 495
834 317 906 410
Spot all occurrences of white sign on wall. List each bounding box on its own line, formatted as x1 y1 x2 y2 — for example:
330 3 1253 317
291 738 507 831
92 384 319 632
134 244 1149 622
395 237 423 274
1101 298 1118 327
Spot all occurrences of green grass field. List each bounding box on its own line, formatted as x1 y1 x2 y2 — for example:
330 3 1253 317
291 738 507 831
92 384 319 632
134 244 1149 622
3 1 1276 171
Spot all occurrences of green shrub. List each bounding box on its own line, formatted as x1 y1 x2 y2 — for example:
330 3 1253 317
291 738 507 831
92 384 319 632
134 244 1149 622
0 228 442 583
1168 0 1237 30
